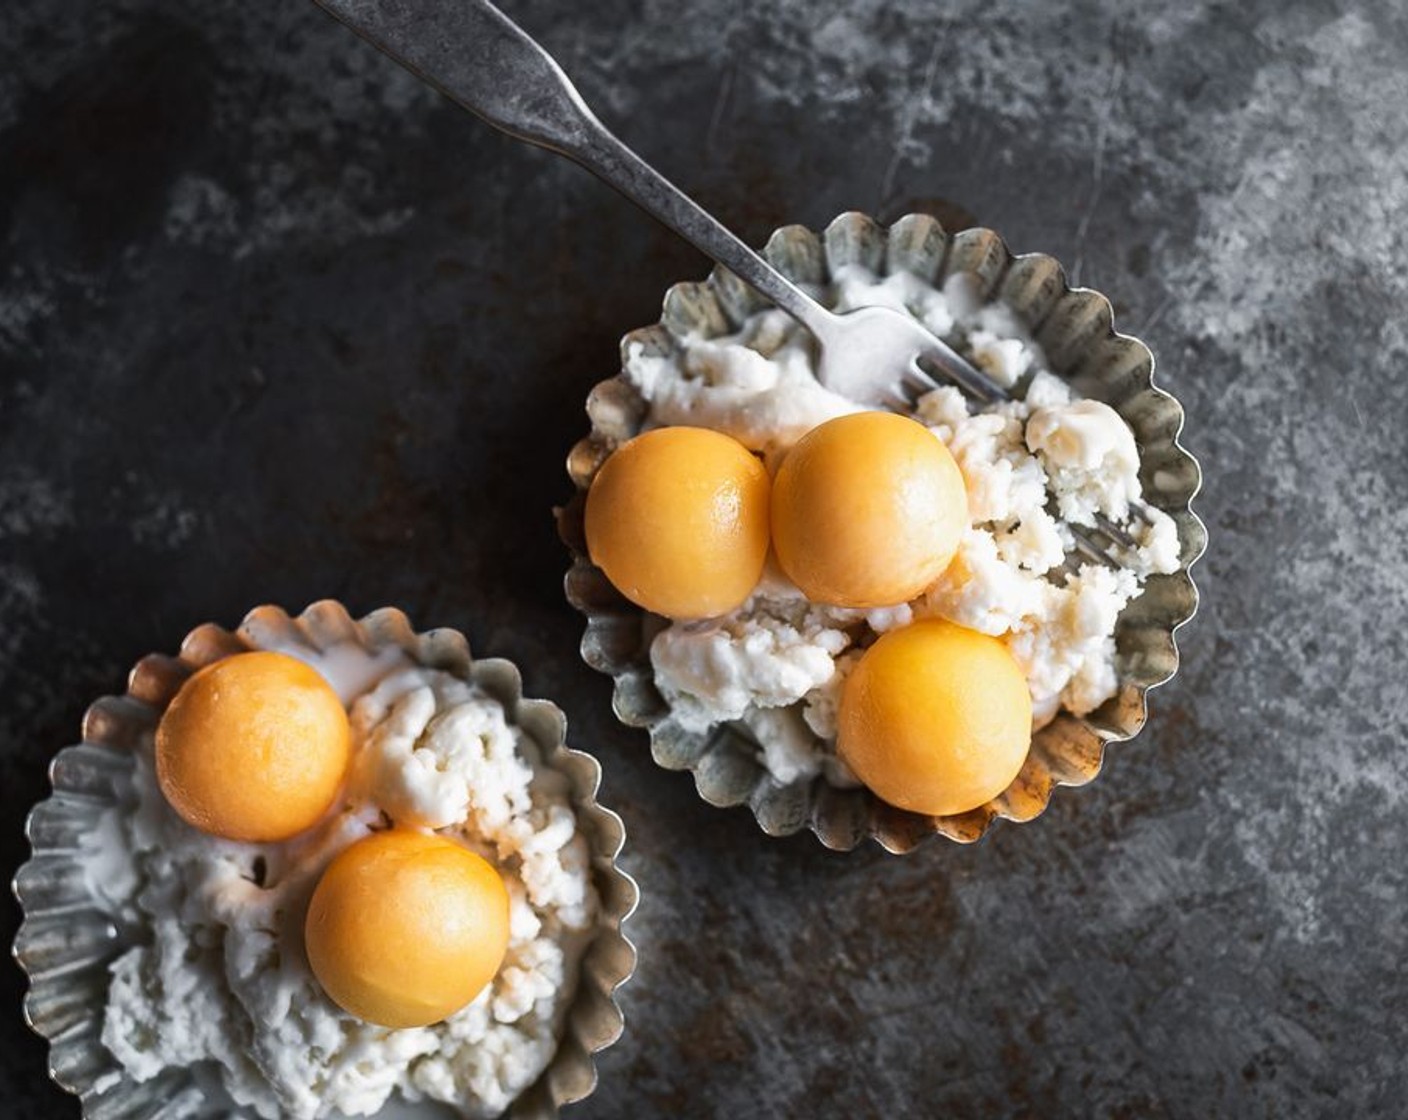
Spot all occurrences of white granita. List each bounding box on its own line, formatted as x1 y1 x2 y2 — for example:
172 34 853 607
625 264 1181 783
625 311 859 461
90 645 597 1120
649 570 851 734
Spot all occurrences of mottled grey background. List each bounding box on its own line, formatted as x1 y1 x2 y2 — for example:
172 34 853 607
2 0 1406 1116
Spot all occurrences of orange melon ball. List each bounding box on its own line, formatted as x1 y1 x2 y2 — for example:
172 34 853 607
771 411 967 608
305 830 510 1028
584 426 771 619
155 651 350 842
837 619 1032 817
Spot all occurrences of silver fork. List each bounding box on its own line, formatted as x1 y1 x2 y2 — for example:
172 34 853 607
312 0 1146 567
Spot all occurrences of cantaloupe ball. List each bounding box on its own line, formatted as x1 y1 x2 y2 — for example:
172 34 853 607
584 426 771 619
771 411 967 608
305 830 510 1028
837 619 1032 817
155 651 350 842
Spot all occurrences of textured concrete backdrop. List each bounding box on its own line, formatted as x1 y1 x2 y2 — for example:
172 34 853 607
3 0 1406 1116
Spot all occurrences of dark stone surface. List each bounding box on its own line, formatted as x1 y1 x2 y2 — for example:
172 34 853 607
2 0 1406 1116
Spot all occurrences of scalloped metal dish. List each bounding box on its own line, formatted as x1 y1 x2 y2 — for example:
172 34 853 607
12 600 639 1120
560 211 1206 853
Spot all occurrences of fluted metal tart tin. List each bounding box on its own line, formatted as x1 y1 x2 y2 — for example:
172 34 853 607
12 600 639 1119
560 211 1206 852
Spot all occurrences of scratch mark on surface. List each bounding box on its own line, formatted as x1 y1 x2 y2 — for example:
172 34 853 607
705 65 736 158
1348 385 1365 429
1141 292 1176 335
1071 22 1126 286
878 34 944 210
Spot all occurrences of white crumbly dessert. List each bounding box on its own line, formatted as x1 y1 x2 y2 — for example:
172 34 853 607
88 643 597 1120
632 264 1181 786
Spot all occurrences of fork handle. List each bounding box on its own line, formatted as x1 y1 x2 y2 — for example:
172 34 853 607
313 0 833 336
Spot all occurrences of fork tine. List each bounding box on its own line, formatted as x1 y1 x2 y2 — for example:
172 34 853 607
1067 523 1122 570
915 348 1009 404
903 361 944 395
881 366 941 414
881 390 914 413
1091 511 1139 549
1128 500 1155 526
905 328 1160 538
898 346 1158 572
